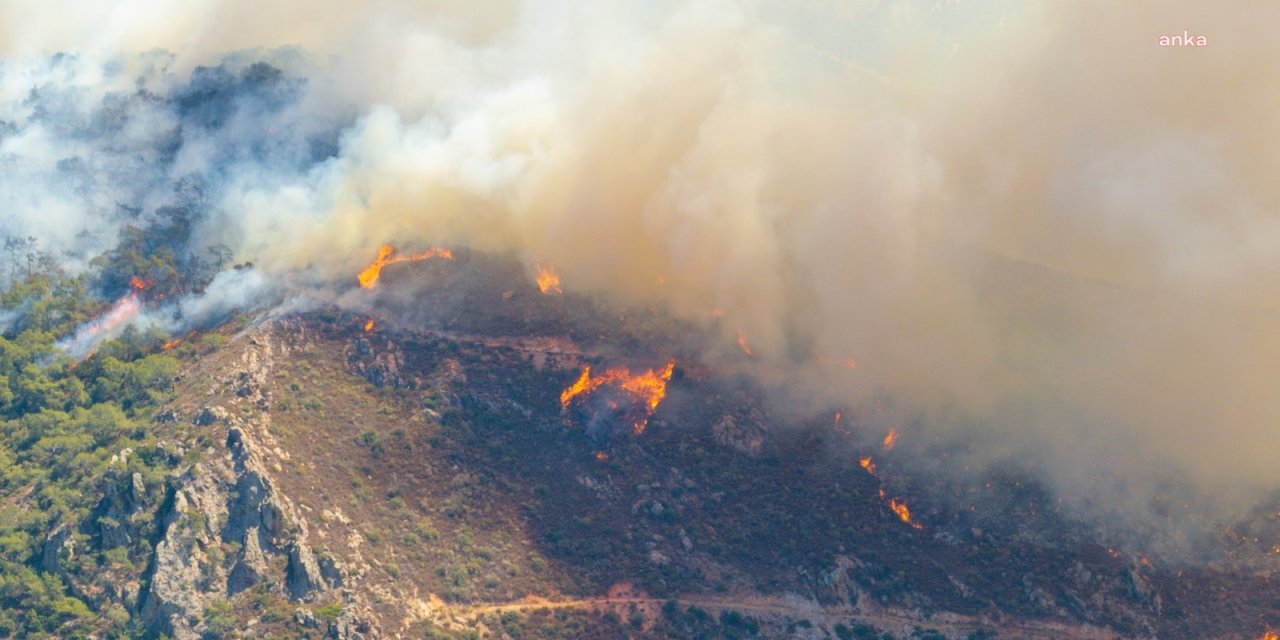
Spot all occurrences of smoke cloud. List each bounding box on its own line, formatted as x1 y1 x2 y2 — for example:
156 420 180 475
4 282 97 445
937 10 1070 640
3 0 1277 554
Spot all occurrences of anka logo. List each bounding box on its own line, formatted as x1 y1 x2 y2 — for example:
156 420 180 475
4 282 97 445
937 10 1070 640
1159 29 1207 47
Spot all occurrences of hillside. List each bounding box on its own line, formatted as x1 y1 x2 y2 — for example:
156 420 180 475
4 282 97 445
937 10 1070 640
4 253 1278 639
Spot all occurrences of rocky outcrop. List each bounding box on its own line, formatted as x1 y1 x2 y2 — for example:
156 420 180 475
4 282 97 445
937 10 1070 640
90 470 148 549
286 543 328 601
712 412 767 457
347 335 417 389
135 330 351 638
42 522 76 576
227 527 269 595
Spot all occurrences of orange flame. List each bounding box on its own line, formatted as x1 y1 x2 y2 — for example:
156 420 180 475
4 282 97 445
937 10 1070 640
878 487 923 529
535 263 562 294
364 319 375 332
560 360 676 434
834 410 842 425
736 329 753 356
859 456 877 476
888 498 922 529
162 338 181 350
594 451 609 461
357 244 453 289
129 275 148 290
882 428 899 451
1262 630 1278 640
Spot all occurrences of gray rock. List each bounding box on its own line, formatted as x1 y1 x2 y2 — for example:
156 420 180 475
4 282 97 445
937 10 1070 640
227 528 269 596
193 406 228 426
295 608 318 628
286 544 329 601
42 522 75 575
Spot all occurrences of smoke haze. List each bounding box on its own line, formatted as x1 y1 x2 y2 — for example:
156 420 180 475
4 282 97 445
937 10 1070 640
3 0 1278 554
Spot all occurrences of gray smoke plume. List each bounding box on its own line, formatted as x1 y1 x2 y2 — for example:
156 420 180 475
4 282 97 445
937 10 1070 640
2 0 1277 556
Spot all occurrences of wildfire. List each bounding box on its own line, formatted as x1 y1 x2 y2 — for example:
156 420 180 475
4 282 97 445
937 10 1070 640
364 319 375 332
882 428 899 451
859 455 923 529
129 275 148 290
57 292 143 360
357 244 453 289
859 456 876 475
594 451 609 461
162 338 181 350
736 329 753 356
1261 630 1278 640
876 487 923 529
535 263 562 294
560 360 676 434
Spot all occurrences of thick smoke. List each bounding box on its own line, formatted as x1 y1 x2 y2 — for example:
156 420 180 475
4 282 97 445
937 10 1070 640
3 0 1278 554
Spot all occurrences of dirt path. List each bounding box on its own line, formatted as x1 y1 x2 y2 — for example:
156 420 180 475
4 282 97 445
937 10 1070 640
428 585 1128 639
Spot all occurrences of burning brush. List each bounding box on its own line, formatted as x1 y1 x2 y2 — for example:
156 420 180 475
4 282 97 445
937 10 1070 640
357 244 453 289
560 360 675 442
535 263 562 295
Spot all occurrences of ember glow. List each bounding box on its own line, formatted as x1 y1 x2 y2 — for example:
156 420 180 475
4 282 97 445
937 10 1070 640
1261 630 1278 640
356 245 453 289
560 360 675 434
364 319 375 332
859 456 877 476
535 263 562 295
882 428 899 451
162 338 181 350
736 329 753 356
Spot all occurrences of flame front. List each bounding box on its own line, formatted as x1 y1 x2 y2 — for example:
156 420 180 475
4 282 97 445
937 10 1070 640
535 263 562 294
560 360 675 434
357 244 453 289
860 455 923 529
364 319 375 332
876 487 923 529
1262 630 1278 640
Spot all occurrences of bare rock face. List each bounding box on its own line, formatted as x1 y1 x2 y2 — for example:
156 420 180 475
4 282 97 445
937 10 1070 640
91 469 147 549
139 468 227 640
136 331 351 638
286 543 329 601
227 527 269 596
41 522 76 576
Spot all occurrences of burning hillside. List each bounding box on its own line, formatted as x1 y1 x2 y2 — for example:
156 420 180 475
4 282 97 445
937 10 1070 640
560 359 676 438
2 1 1280 638
357 244 453 289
